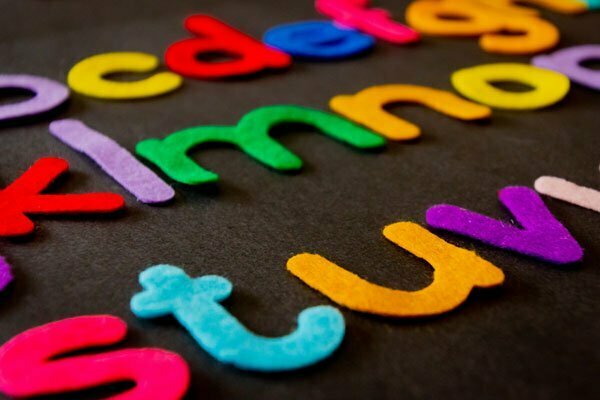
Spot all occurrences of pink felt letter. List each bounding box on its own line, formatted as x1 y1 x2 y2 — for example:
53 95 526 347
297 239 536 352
0 315 190 399
316 0 419 44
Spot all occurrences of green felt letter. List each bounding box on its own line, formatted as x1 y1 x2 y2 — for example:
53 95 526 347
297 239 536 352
136 105 385 185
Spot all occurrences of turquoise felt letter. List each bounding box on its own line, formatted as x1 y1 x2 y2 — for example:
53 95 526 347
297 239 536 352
130 265 346 371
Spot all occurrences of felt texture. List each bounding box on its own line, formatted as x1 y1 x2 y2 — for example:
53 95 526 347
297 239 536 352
67 52 183 100
315 0 420 44
533 45 600 91
467 0 542 16
0 256 13 293
405 1 559 54
0 75 69 122
535 176 600 213
287 222 505 317
165 15 292 79
131 265 345 372
478 15 559 55
136 105 385 184
49 119 175 204
263 20 375 60
451 63 571 110
461 0 542 15
330 84 491 140
0 315 190 399
426 186 584 264
2 1 599 399
0 157 125 237
406 0 505 37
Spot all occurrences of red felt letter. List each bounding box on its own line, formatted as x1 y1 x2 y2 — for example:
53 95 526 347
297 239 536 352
166 15 292 79
0 157 125 237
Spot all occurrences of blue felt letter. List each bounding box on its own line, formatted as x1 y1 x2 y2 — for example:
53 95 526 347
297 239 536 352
263 20 375 60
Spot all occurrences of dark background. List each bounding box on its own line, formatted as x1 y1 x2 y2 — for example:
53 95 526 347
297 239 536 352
0 1 598 399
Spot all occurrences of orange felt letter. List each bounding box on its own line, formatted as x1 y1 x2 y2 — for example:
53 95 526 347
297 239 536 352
287 222 504 318
406 0 559 54
479 15 559 55
475 0 588 15
330 84 491 141
406 1 504 36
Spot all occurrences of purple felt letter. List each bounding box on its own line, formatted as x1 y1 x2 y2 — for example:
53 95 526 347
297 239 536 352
49 119 175 204
0 256 13 292
426 186 583 264
532 45 600 91
0 75 69 122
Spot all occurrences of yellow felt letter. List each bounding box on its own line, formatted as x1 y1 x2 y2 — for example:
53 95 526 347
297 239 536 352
287 222 505 318
451 63 570 110
68 52 182 100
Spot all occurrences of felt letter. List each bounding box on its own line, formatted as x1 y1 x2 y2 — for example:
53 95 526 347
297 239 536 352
0 75 69 122
451 63 570 110
478 16 558 55
165 15 291 79
533 45 600 91
535 176 600 213
406 0 504 36
287 222 504 317
0 315 190 399
315 0 420 44
0 157 125 237
477 0 588 14
406 1 559 54
330 84 491 140
0 256 13 293
426 186 584 264
67 52 182 100
131 265 345 371
136 105 385 185
456 0 539 16
49 119 175 204
263 21 375 60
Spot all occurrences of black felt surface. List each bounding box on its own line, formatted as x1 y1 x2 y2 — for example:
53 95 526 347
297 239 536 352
0 1 599 399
